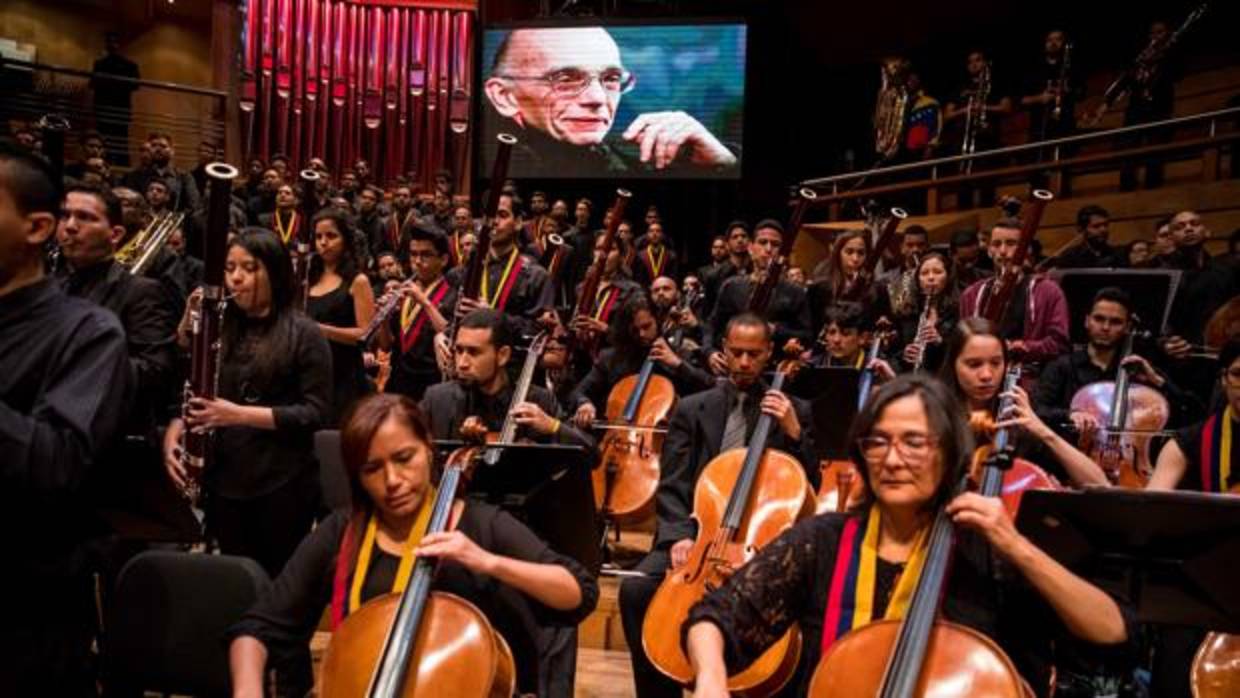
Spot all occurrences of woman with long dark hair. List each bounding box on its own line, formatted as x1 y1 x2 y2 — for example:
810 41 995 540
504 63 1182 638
897 250 960 372
308 210 376 425
808 229 892 340
937 317 1108 488
226 394 598 696
682 375 1133 697
164 229 332 577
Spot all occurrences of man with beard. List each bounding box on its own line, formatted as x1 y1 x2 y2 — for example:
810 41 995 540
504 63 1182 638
381 184 418 256
1163 210 1239 357
483 27 737 177
122 133 200 212
337 169 360 206
632 221 678 288
1043 205 1121 269
1035 286 1196 436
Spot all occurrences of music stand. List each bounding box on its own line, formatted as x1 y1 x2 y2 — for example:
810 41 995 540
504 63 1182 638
437 441 601 575
786 367 861 460
1046 268 1182 344
1016 488 1240 632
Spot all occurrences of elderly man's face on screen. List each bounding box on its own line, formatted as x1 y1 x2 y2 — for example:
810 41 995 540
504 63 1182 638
486 28 632 146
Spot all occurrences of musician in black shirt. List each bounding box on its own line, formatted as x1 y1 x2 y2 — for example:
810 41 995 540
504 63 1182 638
377 227 458 401
164 230 332 577
226 394 597 696
0 141 132 696
420 309 594 453
706 220 811 374
569 295 715 428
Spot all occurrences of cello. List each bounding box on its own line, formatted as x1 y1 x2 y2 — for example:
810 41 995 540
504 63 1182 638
318 446 516 698
1070 321 1171 488
593 354 676 524
642 359 816 695
807 405 1031 698
1192 631 1240 698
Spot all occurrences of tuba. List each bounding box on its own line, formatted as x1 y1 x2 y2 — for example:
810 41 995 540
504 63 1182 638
873 58 910 162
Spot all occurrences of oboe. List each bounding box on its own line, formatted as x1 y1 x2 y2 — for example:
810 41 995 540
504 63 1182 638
910 292 937 372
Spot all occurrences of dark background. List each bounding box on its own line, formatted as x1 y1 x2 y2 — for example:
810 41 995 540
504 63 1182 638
476 0 1239 267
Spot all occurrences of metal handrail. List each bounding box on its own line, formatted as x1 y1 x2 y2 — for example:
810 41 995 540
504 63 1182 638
4 59 227 99
801 106 1240 190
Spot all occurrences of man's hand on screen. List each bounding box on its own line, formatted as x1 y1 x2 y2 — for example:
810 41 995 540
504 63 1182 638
622 111 737 170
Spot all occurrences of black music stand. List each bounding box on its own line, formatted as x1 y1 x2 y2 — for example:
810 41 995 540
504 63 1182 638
1016 488 1240 632
786 367 861 460
1046 268 1182 344
437 441 601 575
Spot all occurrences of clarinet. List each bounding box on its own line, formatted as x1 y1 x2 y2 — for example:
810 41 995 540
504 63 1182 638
180 162 238 504
910 291 937 372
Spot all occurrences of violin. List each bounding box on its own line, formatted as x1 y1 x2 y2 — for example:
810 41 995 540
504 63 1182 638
1069 323 1171 488
593 351 676 524
807 396 1030 698
969 366 1060 518
642 359 816 695
319 446 516 698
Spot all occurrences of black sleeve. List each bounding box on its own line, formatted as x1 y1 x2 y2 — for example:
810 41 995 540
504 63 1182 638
773 284 812 350
706 280 739 353
789 396 820 491
224 512 345 652
568 352 614 410
1032 357 1072 429
668 358 716 395
483 506 600 625
178 171 202 213
683 515 830 673
654 399 698 548
272 319 333 432
0 313 131 493
124 277 178 409
530 387 597 454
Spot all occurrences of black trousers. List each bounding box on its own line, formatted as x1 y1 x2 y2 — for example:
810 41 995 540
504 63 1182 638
0 575 98 697
206 468 320 579
619 548 682 698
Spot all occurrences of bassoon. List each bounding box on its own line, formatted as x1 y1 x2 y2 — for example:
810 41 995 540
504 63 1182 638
180 162 239 503
747 187 817 315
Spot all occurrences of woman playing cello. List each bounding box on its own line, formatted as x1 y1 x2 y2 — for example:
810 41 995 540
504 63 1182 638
683 375 1134 697
226 394 597 697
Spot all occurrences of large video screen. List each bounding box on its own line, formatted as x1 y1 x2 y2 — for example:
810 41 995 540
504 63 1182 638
480 21 747 180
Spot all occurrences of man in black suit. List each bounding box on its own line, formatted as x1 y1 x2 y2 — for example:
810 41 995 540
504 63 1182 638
618 312 818 698
90 32 139 166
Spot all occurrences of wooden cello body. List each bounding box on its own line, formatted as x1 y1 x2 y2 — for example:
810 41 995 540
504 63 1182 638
594 358 676 523
1192 631 1240 698
809 372 1031 698
319 446 515 698
1070 381 1169 488
642 369 815 696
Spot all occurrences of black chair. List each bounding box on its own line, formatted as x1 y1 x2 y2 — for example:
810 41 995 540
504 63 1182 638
102 551 270 697
315 429 351 511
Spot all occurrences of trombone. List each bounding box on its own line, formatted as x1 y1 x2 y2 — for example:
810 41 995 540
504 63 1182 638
117 210 186 276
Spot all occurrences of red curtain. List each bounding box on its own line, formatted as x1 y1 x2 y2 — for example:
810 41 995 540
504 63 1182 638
240 0 474 190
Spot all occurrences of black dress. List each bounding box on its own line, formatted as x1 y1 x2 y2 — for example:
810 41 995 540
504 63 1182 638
307 277 371 426
685 510 1137 697
226 503 599 696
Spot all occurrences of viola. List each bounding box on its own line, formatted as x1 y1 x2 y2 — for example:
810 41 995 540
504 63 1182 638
642 361 815 695
319 446 515 698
